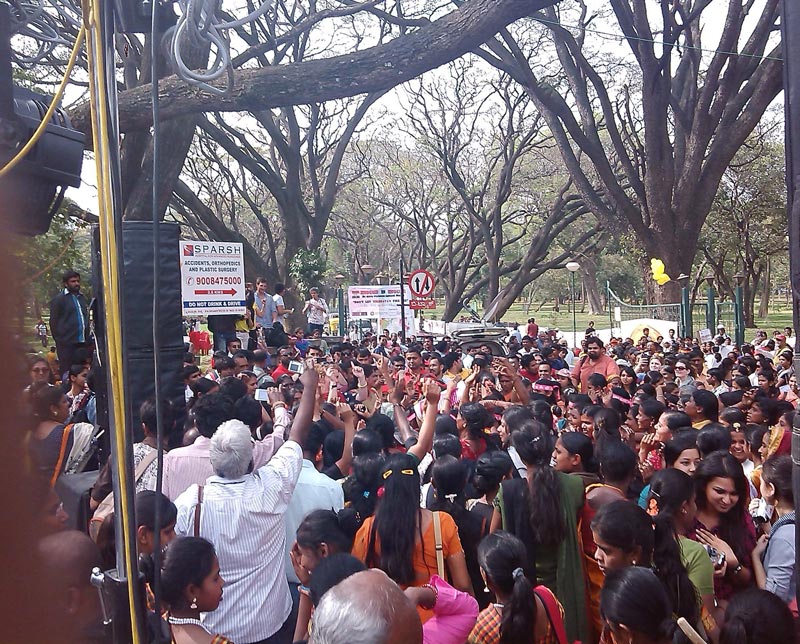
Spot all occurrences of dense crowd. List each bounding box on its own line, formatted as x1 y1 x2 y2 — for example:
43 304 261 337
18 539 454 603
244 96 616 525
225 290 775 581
24 273 799 644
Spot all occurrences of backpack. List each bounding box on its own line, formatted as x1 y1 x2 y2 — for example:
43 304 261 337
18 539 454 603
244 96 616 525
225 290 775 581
88 449 158 541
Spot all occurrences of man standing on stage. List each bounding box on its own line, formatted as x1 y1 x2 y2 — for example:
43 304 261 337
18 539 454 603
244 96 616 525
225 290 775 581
49 270 89 375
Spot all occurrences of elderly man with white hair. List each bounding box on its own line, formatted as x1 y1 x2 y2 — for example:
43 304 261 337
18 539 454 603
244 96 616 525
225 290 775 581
174 365 318 644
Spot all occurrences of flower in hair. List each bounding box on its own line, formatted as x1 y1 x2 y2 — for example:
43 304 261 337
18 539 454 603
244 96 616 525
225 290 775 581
377 486 385 499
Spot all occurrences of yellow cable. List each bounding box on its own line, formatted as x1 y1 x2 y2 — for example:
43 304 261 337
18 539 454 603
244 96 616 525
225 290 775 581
82 0 143 640
0 26 85 178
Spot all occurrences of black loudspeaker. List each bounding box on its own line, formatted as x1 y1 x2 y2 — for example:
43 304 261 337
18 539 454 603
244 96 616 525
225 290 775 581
92 222 186 443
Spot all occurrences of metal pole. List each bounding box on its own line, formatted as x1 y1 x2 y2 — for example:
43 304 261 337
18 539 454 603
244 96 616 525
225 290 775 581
337 286 344 339
734 283 745 346
571 271 576 349
399 257 406 341
706 283 716 332
780 0 800 611
607 281 613 338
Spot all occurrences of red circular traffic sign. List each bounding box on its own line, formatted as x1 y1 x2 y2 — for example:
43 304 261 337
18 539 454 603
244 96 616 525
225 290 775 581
408 269 435 297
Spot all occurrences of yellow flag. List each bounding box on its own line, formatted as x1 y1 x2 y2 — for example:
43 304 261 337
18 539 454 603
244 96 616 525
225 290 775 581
650 258 671 285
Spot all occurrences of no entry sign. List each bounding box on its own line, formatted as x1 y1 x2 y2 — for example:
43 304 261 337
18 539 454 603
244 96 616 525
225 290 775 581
408 269 436 309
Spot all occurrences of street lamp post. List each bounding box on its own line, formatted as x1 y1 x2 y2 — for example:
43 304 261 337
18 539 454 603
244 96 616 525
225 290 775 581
566 261 580 349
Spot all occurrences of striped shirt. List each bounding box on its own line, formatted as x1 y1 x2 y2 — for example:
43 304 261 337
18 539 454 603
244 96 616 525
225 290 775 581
174 440 304 643
162 408 288 500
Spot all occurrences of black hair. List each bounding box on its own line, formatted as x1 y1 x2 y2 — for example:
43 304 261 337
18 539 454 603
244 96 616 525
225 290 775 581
432 433 462 460
719 588 795 644
559 432 599 474
141 537 217 608
600 567 676 642
441 352 460 371
214 355 235 373
181 365 201 381
567 393 593 412
307 553 367 607
429 455 485 599
598 440 637 484
744 423 769 454
689 389 719 422
647 471 700 626
660 410 692 431
586 337 605 349
511 420 564 545
618 365 638 396
592 408 622 449
696 423 732 457
135 490 178 532
343 452 385 522
232 396 262 432
217 376 248 404
192 392 233 438
502 405 534 433
591 500 654 565
365 454 421 585
762 455 793 505
434 413 459 437
751 396 781 426
274 282 285 293
732 375 751 391
662 433 699 467
472 450 514 497
478 531 537 644
296 509 358 554
62 269 80 282
694 452 750 564
587 372 608 389
189 377 218 399
31 385 65 421
323 431 344 469
719 407 746 427
638 398 665 423
460 402 493 442
351 428 384 457
365 413 397 451
529 400 554 429
68 363 88 379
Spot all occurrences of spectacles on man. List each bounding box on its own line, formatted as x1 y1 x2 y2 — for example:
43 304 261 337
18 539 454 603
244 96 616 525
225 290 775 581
32 367 49 373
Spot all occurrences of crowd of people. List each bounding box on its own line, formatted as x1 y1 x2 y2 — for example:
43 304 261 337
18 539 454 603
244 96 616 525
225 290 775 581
22 271 800 644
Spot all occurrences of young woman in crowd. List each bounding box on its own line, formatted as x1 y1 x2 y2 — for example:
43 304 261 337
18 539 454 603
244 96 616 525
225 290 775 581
550 432 600 489
599 567 677 644
491 419 588 642
719 588 795 644
351 453 473 606
690 452 757 607
430 455 490 607
647 469 720 640
467 450 514 526
141 537 231 644
291 509 359 642
591 500 700 635
468 531 567 644
618 366 638 399
751 455 796 604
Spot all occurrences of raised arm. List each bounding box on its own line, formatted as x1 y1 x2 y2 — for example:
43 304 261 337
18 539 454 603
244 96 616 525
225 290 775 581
333 402 356 476
288 362 319 446
408 379 440 461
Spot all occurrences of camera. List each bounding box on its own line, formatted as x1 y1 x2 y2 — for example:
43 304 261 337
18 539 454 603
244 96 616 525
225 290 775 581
288 360 304 374
704 545 726 568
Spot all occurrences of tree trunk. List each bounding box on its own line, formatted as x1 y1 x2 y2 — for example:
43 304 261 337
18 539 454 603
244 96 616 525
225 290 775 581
581 259 605 314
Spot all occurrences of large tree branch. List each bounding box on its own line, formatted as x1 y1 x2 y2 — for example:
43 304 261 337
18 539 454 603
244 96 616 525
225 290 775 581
69 0 557 135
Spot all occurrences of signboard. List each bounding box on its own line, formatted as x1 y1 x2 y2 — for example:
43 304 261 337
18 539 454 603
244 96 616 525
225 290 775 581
408 269 435 297
348 284 412 319
698 328 713 343
410 297 436 310
408 269 436 309
179 240 246 316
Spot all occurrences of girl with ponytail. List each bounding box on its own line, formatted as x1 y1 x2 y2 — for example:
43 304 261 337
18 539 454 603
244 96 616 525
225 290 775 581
140 537 231 644
291 509 360 642
491 419 588 642
468 531 567 644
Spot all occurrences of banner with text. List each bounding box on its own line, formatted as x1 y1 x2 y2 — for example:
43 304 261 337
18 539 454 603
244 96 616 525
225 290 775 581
180 240 246 316
348 285 412 318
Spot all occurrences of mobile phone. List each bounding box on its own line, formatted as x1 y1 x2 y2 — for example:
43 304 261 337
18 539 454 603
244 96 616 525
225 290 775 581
254 389 270 401
705 545 725 568
288 360 304 374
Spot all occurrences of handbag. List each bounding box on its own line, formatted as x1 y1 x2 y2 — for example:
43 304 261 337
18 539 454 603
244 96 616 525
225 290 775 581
88 449 159 541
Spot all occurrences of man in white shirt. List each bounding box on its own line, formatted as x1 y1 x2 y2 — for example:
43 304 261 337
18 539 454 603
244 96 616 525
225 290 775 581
162 391 285 501
174 366 318 644
273 282 294 328
302 287 328 335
